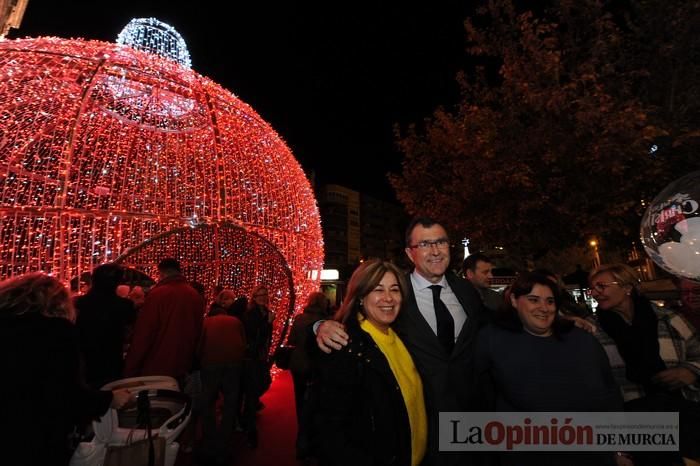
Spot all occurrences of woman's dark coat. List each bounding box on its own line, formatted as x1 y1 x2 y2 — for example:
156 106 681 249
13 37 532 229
317 318 412 466
1 313 113 466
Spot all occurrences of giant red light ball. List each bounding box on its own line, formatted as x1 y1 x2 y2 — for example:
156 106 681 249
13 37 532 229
0 35 324 353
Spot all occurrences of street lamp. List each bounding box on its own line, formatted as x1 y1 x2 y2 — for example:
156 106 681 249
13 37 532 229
462 238 471 259
589 239 601 269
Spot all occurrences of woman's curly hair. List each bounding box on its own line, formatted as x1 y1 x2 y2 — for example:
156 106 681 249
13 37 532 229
0 273 75 321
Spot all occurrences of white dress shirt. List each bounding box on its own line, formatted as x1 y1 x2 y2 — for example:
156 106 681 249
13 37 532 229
410 271 467 342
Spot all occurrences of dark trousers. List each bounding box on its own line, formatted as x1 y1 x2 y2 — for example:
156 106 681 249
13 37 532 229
292 370 312 455
242 359 268 433
291 370 309 428
200 363 242 460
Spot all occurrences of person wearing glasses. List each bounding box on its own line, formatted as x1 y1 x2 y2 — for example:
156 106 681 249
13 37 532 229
589 263 700 464
316 216 484 466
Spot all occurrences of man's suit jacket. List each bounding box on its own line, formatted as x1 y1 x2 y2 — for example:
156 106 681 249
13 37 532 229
394 271 485 466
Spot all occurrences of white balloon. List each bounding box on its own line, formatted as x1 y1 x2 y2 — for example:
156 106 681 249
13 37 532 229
641 171 700 281
658 243 700 279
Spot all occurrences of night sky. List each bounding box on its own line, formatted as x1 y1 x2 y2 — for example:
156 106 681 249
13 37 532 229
15 0 475 201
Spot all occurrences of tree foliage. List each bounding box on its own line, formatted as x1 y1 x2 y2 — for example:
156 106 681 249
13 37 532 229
390 0 700 262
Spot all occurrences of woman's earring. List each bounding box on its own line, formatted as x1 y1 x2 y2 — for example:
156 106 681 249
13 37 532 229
359 299 363 307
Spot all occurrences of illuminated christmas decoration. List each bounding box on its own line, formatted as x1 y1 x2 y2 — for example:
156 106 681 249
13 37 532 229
116 18 191 68
118 223 296 337
0 29 324 354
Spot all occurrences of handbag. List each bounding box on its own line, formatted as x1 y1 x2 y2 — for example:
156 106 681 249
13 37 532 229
272 344 295 370
104 391 166 466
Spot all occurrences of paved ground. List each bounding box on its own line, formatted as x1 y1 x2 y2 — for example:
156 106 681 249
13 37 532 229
176 369 305 466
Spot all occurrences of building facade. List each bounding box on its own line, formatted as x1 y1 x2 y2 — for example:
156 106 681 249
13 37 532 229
316 184 408 276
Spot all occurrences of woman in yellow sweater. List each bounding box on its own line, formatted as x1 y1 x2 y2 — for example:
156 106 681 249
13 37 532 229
317 259 427 466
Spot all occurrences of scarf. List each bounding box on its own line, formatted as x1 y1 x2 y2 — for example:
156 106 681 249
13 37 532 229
598 294 666 391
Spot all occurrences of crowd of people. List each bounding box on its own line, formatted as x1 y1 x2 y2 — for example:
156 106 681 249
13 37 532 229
312 217 700 466
2 257 276 466
1 215 700 466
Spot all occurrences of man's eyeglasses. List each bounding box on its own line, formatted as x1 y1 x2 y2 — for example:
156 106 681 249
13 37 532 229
590 281 620 293
408 238 450 250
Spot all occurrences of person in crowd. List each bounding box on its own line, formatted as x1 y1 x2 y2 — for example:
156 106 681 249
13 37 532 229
241 284 275 448
589 264 700 465
249 285 276 324
476 271 622 466
671 275 700 331
122 285 145 356
124 258 205 386
463 252 502 316
288 291 330 460
70 271 92 297
115 284 130 298
183 281 207 455
210 283 224 306
317 259 427 466
229 295 248 319
229 294 249 430
190 280 207 299
1 273 130 466
74 263 137 389
208 289 236 317
127 285 145 310
317 216 484 466
197 298 247 466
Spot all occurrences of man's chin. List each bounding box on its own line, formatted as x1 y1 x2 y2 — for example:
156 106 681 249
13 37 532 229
428 267 448 277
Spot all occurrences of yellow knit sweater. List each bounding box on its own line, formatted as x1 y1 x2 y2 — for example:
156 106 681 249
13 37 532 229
360 317 427 466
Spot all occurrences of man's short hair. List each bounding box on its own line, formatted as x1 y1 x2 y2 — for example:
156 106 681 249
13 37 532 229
462 253 492 274
91 263 124 293
404 216 444 247
158 257 181 273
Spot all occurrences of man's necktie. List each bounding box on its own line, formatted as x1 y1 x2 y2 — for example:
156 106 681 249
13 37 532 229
429 285 455 354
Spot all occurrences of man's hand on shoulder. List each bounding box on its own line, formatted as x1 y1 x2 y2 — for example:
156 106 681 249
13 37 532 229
316 320 349 354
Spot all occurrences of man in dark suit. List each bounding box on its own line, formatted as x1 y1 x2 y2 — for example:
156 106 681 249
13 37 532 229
317 217 484 465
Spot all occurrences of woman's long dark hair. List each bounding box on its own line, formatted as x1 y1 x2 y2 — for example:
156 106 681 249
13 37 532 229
333 259 408 329
494 271 573 337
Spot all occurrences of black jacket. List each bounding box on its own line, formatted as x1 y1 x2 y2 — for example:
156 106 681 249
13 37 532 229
288 304 326 375
317 318 412 466
242 305 273 360
74 292 137 389
1 313 113 466
393 271 484 466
